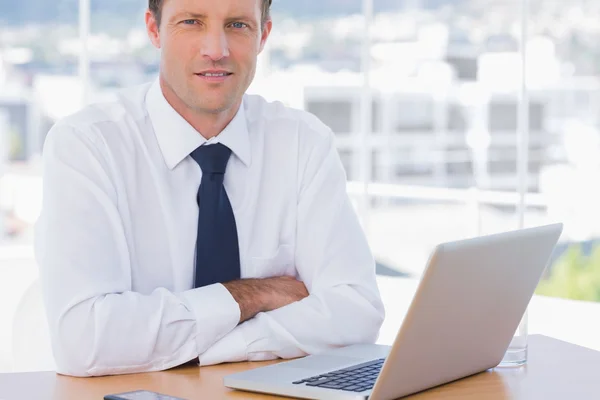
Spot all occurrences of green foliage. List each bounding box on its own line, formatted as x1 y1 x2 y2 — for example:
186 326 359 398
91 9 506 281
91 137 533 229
536 244 600 302
7 125 24 161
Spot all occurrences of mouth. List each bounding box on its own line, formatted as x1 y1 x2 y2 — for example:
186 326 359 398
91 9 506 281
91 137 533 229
195 71 233 83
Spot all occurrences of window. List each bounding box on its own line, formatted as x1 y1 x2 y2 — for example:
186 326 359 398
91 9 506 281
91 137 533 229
0 0 79 372
1 0 600 372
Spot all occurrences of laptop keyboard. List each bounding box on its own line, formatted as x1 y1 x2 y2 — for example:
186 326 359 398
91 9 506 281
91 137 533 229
292 358 385 393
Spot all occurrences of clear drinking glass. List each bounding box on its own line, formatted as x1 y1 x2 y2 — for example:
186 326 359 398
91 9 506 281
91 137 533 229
498 309 528 367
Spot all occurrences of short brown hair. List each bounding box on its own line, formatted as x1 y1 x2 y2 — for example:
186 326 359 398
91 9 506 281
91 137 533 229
149 0 272 28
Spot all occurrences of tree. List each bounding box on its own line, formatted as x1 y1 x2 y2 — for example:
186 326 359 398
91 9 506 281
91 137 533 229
536 244 600 303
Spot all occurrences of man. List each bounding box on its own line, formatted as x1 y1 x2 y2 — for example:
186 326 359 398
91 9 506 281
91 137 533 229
35 0 384 377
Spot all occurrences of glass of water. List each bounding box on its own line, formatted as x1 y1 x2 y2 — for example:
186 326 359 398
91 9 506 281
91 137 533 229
498 310 528 367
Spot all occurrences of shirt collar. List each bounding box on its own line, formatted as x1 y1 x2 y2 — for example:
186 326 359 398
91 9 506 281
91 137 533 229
145 78 251 170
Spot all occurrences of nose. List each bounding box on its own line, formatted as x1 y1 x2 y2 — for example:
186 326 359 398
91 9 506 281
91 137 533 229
200 26 230 61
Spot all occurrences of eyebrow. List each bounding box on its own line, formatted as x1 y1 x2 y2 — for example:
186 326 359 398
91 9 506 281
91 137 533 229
171 12 208 20
224 15 255 23
171 12 256 24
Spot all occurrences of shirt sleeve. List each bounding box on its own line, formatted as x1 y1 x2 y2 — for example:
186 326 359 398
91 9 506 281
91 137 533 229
198 122 385 365
35 123 240 377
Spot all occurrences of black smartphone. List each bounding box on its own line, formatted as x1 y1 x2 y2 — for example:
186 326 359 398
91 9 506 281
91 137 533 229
104 390 186 400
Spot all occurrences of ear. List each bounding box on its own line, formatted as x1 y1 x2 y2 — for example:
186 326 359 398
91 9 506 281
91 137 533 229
258 18 272 54
145 9 161 49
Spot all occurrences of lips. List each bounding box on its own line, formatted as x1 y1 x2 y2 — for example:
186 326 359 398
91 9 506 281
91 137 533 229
196 71 233 77
194 70 233 84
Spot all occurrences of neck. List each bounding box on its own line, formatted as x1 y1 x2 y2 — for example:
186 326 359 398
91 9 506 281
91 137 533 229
159 76 241 140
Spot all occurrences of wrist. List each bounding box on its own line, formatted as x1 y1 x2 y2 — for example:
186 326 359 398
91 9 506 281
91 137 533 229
223 279 268 323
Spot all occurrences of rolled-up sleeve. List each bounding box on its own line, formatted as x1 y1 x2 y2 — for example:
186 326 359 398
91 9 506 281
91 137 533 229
35 123 239 377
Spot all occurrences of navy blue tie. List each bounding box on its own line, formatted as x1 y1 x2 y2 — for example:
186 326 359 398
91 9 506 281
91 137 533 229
190 143 241 288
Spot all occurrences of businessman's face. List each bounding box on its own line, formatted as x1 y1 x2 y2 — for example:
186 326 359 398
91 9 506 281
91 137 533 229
146 0 271 115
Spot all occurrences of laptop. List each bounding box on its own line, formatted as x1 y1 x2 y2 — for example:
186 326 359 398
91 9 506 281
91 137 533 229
223 223 563 400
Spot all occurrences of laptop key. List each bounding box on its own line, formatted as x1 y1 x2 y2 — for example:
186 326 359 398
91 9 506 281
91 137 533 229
306 378 336 387
295 358 386 388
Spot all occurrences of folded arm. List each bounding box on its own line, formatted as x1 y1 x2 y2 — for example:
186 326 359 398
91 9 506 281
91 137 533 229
199 127 385 365
36 124 244 377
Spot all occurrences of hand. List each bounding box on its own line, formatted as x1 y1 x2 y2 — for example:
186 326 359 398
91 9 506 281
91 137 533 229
222 277 309 323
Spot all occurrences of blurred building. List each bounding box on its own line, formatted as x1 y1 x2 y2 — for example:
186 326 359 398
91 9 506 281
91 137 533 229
294 36 600 194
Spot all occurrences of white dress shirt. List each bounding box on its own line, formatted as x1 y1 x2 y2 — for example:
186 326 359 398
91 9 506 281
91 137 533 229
35 79 385 377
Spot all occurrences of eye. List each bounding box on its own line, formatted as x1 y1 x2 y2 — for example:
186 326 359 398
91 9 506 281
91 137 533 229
230 22 248 29
182 19 198 25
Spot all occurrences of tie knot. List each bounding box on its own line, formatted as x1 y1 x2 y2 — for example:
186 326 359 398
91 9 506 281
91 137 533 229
190 143 232 175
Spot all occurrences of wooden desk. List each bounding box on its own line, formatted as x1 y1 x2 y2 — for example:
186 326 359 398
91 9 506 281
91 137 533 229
1 335 599 400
